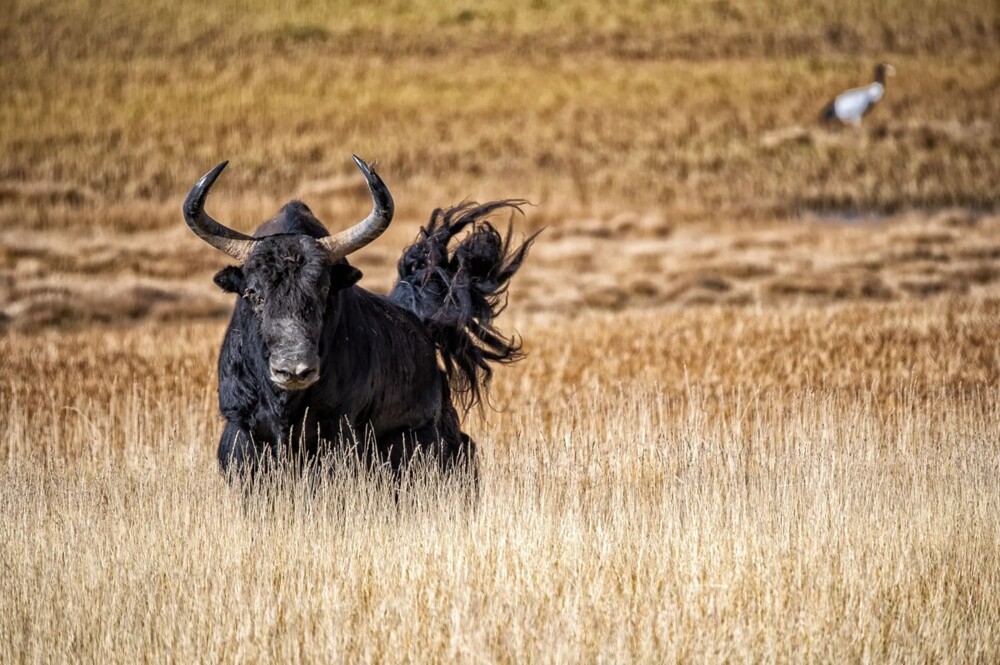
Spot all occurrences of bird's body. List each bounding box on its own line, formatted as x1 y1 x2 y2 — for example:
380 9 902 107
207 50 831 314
820 63 895 127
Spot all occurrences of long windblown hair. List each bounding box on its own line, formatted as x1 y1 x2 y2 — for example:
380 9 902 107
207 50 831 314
389 201 538 411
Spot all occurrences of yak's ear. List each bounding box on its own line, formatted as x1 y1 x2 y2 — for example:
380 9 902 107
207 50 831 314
329 263 363 290
213 266 245 295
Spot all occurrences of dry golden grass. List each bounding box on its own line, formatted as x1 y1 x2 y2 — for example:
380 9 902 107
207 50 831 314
2 300 999 661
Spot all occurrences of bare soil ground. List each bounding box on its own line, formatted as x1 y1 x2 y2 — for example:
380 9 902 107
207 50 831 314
3 206 998 330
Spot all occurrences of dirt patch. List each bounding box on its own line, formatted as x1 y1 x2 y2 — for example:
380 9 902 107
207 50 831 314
2 209 999 332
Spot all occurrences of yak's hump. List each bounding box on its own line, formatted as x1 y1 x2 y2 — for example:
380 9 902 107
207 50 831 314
253 201 330 239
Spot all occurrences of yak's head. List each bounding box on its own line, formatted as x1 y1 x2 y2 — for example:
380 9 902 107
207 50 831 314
183 156 393 391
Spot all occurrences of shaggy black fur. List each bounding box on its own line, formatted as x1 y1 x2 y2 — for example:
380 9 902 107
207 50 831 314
213 202 461 480
389 201 538 411
208 199 533 483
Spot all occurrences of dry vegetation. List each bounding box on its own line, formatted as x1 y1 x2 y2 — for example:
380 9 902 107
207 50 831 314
2 0 1000 234
2 0 1000 661
2 0 1000 330
2 301 999 661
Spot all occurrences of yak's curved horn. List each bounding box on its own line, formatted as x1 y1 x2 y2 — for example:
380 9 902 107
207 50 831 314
318 155 394 261
183 161 258 262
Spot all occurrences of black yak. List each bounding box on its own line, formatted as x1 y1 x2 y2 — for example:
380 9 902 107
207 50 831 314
183 156 534 480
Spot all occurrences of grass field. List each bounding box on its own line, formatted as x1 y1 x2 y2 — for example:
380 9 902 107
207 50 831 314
3 0 1000 234
2 302 999 661
2 0 1000 661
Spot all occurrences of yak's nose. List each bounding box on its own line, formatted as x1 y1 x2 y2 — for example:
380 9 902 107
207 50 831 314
270 361 319 389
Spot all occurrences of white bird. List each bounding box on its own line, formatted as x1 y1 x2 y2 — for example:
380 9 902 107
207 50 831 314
820 63 896 127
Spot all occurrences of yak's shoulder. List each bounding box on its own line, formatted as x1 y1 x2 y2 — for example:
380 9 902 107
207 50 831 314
253 201 330 238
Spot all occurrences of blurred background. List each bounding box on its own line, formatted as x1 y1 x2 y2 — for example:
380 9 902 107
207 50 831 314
1 0 998 329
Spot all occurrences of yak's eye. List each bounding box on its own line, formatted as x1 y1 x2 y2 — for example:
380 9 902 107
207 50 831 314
243 287 260 303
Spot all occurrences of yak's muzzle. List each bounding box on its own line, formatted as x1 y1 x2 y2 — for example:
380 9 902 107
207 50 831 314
269 358 319 391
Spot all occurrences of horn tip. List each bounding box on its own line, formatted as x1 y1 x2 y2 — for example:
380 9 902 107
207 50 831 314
352 154 372 175
195 160 230 189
